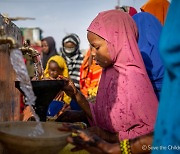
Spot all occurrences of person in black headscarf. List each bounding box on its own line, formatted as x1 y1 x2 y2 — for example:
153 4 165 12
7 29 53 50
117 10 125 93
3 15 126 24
58 33 84 114
60 33 84 90
41 36 58 69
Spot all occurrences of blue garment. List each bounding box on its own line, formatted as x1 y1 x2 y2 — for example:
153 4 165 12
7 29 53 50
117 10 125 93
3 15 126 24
47 99 82 117
70 99 82 111
47 101 64 116
133 12 165 100
153 0 180 153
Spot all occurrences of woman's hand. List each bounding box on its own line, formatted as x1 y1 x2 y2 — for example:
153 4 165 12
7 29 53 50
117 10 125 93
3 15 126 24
87 126 119 143
66 129 121 154
42 77 54 80
58 124 121 154
57 75 78 98
58 122 86 131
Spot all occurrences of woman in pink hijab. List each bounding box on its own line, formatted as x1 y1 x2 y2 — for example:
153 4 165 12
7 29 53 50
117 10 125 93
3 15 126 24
62 10 158 142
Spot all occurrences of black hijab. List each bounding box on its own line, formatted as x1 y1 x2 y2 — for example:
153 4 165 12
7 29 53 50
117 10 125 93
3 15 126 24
41 36 57 69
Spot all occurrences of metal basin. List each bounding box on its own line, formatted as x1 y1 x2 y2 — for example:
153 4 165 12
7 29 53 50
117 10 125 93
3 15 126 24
0 121 70 154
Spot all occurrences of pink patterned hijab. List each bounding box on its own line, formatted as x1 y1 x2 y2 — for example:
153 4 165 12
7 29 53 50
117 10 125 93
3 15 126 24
87 10 158 140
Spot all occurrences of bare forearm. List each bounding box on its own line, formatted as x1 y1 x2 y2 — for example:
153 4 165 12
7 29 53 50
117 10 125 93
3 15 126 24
74 90 92 120
102 132 153 154
130 132 153 153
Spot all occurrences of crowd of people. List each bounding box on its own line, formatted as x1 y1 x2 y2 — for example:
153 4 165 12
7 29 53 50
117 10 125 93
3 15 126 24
20 0 180 153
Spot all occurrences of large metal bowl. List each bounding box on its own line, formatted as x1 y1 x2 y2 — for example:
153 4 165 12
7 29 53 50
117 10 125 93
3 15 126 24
0 121 70 154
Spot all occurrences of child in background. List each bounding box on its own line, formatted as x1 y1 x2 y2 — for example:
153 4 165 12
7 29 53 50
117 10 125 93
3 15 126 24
43 55 71 119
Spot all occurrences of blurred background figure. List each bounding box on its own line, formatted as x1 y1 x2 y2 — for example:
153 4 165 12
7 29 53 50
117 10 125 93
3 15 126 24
59 33 84 110
115 5 137 16
132 12 165 100
41 36 58 69
60 33 84 90
140 0 170 25
80 47 102 102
